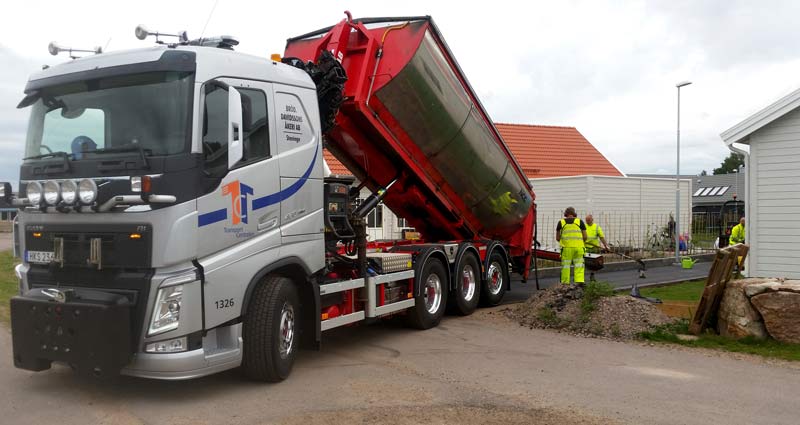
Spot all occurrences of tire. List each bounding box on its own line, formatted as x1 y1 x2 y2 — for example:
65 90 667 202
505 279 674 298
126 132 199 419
447 251 480 315
242 275 300 382
480 251 507 307
406 257 448 329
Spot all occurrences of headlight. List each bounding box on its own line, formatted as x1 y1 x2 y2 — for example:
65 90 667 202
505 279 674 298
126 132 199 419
149 284 184 336
60 180 78 204
43 180 60 205
78 178 98 204
26 181 42 205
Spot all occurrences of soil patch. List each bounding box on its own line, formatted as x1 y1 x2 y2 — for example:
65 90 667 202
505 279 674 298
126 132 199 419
504 284 674 339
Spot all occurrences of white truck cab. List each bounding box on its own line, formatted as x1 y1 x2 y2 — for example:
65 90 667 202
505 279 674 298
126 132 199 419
9 38 328 380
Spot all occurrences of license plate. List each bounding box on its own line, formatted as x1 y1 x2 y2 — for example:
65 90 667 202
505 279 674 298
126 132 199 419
26 250 54 264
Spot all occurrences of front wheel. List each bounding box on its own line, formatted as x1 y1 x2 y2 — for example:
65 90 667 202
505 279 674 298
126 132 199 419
242 275 300 382
406 257 448 329
480 251 508 307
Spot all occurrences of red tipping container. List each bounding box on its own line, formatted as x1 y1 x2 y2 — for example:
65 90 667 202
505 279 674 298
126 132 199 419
285 15 535 267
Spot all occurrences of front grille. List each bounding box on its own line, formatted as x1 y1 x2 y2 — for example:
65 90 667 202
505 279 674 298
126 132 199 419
24 223 152 268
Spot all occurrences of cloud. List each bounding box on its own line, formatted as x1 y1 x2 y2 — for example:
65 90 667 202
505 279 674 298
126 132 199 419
1 0 799 180
0 47 42 189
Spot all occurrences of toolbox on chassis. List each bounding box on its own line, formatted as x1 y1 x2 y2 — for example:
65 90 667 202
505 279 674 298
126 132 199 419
3 13 535 381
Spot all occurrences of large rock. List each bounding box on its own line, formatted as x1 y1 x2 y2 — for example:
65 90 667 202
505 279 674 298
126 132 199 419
717 279 767 339
744 279 800 297
751 291 800 344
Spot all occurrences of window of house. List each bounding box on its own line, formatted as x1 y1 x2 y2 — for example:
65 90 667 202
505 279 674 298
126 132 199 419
693 187 705 196
398 217 410 228
367 203 383 228
700 187 713 196
717 186 730 196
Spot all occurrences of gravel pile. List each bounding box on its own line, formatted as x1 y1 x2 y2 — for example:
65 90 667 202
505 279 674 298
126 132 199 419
504 284 674 339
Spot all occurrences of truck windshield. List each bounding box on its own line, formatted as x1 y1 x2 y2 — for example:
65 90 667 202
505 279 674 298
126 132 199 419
23 71 193 160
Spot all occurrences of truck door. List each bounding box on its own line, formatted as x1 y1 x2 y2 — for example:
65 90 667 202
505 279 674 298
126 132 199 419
196 78 281 328
273 85 324 240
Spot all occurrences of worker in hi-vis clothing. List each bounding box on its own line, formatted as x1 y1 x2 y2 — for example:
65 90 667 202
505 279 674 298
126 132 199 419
584 214 608 282
730 217 746 245
730 217 746 271
584 214 609 254
556 207 587 285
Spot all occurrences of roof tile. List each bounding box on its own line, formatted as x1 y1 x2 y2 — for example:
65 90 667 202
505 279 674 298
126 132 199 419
323 123 623 179
495 123 623 178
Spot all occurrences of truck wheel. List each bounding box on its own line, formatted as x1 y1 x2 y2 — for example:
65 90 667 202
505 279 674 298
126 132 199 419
406 257 448 329
242 275 300 382
480 251 507 306
448 252 480 315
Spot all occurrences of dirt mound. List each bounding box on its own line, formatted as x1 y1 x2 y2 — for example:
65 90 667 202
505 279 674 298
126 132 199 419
504 284 674 339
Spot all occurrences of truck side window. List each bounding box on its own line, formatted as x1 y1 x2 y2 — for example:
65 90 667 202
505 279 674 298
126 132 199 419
238 88 269 162
202 84 228 176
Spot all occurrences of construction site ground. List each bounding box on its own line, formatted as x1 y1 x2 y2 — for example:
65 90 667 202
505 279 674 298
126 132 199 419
504 260 712 304
1 302 798 425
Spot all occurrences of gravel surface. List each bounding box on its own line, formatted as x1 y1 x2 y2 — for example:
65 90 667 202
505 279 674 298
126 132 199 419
2 310 800 425
505 284 674 339
280 404 614 425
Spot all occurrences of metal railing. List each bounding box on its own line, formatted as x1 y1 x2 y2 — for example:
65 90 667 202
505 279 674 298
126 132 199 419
535 211 725 266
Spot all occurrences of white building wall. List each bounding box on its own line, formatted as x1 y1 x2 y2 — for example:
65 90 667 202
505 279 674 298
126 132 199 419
748 108 800 278
531 176 692 249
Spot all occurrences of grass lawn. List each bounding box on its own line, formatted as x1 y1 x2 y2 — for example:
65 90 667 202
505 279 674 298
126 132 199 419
634 278 800 362
0 250 19 324
638 279 706 302
641 320 800 362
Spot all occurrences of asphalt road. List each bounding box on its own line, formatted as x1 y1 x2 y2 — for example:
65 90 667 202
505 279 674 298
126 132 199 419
1 307 798 425
504 261 712 304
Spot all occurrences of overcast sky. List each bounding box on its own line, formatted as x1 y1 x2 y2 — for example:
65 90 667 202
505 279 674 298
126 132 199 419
2 0 799 187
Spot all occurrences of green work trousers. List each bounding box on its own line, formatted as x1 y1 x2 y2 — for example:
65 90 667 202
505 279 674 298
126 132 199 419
561 247 585 284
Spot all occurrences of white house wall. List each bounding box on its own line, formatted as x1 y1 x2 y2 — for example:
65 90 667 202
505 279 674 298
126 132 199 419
749 108 800 278
530 176 692 249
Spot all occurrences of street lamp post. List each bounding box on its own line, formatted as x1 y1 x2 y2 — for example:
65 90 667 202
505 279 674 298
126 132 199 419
676 80 692 264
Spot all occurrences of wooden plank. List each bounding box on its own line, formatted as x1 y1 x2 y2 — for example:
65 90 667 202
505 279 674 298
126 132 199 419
689 244 748 335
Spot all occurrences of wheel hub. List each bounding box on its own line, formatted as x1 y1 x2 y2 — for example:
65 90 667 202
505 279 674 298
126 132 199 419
461 264 476 301
278 302 295 359
425 274 442 314
487 261 503 295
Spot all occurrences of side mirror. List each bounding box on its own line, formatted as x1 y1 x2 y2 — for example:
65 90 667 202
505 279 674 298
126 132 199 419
228 87 243 169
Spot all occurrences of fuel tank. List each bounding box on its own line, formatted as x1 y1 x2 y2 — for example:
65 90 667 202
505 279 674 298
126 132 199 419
285 16 534 248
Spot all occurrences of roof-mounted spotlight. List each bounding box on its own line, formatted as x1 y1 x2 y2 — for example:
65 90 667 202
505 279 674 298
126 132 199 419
48 41 103 59
135 25 189 44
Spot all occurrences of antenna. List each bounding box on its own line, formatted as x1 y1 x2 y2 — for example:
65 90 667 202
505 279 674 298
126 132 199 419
48 42 102 59
134 25 189 44
199 0 220 40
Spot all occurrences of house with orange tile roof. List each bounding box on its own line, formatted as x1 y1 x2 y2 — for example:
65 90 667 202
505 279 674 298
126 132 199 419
493 123 624 179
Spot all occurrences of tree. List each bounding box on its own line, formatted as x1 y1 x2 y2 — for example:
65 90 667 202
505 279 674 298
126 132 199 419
713 152 744 175
700 170 708 176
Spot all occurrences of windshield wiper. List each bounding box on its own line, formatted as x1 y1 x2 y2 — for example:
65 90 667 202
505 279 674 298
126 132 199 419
22 151 71 175
23 151 71 161
85 144 152 169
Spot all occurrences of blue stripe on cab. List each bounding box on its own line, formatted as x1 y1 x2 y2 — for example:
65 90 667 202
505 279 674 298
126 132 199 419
252 145 318 211
198 208 227 226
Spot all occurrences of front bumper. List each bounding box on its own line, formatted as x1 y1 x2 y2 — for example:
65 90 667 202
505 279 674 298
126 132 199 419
122 324 243 380
10 288 132 377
